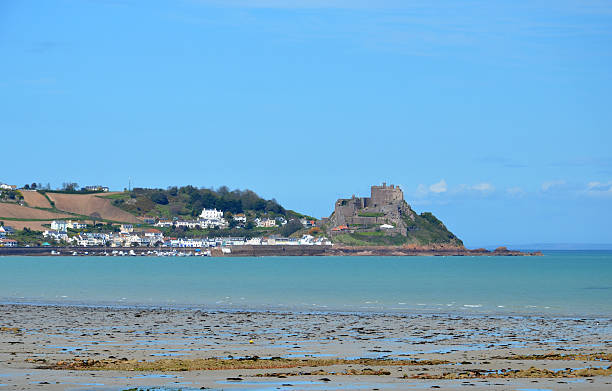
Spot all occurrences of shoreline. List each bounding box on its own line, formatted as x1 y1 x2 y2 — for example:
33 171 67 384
0 244 542 257
1 300 609 320
1 303 610 390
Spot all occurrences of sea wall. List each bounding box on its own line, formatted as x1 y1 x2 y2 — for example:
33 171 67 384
0 245 541 257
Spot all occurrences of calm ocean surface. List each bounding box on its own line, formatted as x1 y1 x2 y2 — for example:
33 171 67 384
1 251 611 317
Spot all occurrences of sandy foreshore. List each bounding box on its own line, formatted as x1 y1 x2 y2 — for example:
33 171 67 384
1 304 611 390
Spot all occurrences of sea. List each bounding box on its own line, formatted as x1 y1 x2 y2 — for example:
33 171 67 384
1 251 611 317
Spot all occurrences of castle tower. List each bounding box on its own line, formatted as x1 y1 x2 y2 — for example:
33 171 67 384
370 183 403 206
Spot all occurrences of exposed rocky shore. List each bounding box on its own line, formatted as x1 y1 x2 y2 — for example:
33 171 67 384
0 245 541 257
0 304 610 390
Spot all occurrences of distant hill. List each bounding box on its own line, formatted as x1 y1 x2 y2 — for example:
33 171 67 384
0 186 314 233
0 190 140 231
103 186 311 220
1 184 463 248
327 183 463 247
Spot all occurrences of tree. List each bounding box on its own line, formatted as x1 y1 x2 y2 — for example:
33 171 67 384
23 184 30 190
308 227 321 236
62 182 79 192
280 219 303 237
31 183 37 189
151 192 168 205
90 212 102 226
228 217 238 229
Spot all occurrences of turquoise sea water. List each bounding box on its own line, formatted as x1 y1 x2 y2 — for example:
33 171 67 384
1 251 611 316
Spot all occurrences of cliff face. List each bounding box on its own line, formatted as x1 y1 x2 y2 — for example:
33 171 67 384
328 184 463 247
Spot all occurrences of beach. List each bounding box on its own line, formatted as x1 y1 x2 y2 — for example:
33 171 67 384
1 253 611 390
1 304 611 390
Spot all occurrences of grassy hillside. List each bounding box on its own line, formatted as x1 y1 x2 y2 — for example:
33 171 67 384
1 185 315 233
333 209 463 247
104 186 312 220
403 212 463 246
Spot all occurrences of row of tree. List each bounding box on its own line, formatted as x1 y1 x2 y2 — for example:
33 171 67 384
130 186 287 217
21 182 77 191
22 183 51 190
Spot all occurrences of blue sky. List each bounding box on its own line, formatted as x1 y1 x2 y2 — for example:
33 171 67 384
1 0 611 246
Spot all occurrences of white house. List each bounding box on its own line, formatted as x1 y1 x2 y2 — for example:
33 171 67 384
110 235 125 247
221 237 246 246
299 235 315 245
256 218 277 228
67 220 87 230
0 226 14 237
170 238 207 248
144 228 164 242
0 183 16 190
380 224 394 229
84 185 109 192
199 208 223 220
0 238 17 247
315 237 332 246
122 233 142 246
246 237 262 245
73 234 106 247
267 237 298 245
233 213 247 223
175 220 202 229
43 230 69 242
51 220 68 231
155 220 174 228
300 219 316 228
120 224 134 233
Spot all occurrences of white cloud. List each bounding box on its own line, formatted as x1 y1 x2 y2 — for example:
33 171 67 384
506 186 526 197
413 179 447 198
471 182 494 192
584 181 612 196
429 179 447 193
415 184 429 197
414 179 497 199
541 179 566 192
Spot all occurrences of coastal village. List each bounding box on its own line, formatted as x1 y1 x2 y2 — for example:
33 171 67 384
0 181 469 252
39 208 331 248
0 181 332 249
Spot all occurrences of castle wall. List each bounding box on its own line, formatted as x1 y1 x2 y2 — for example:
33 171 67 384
370 184 403 206
330 183 410 236
333 196 369 226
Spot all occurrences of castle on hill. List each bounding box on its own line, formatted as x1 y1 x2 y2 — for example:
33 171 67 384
328 183 412 236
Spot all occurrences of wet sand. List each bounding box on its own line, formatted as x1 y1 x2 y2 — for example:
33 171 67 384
1 304 611 390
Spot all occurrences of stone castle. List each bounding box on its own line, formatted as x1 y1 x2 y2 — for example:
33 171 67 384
328 183 413 236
